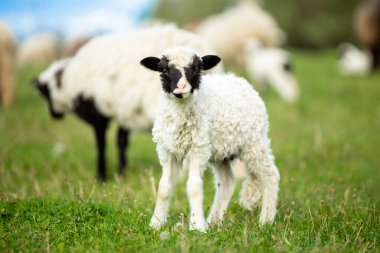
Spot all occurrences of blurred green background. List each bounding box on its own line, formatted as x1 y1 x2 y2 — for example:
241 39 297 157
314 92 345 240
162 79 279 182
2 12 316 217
153 0 359 48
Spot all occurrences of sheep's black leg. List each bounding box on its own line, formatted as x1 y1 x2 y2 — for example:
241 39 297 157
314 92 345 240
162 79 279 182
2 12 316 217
94 122 109 182
117 127 130 176
73 95 110 181
370 45 380 70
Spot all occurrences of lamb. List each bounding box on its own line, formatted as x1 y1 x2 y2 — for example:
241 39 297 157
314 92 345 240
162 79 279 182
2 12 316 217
354 0 380 70
141 47 280 232
0 20 17 106
245 39 299 103
32 25 221 181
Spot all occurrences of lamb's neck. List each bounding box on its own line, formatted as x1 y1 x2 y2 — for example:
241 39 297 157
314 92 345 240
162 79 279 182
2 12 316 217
163 92 199 117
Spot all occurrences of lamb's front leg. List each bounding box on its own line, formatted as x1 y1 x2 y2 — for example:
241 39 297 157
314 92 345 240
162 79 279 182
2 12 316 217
187 159 207 232
150 154 177 230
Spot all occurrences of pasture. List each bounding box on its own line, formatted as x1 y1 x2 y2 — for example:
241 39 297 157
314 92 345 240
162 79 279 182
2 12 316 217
1 51 379 252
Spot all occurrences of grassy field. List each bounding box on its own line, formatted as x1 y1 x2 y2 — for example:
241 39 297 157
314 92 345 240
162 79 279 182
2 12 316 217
1 51 379 252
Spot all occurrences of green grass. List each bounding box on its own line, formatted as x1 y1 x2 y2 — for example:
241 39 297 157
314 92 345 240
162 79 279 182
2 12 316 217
1 51 379 252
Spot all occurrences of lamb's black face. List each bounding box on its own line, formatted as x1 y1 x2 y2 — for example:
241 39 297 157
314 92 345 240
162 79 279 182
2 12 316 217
157 56 203 98
31 77 65 119
141 51 220 99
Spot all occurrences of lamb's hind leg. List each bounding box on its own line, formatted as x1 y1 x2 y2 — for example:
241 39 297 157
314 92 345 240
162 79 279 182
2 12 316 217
242 141 280 225
239 172 262 210
207 160 236 226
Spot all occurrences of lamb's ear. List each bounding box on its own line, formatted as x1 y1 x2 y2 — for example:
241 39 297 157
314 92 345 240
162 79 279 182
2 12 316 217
201 55 221 70
140 57 161 71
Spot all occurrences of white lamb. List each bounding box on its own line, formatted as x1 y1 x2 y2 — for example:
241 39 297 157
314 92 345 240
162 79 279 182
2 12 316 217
141 47 280 232
32 25 221 181
245 39 299 103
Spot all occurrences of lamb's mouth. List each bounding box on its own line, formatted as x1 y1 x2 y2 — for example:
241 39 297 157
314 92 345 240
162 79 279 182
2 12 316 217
173 93 184 99
171 91 191 99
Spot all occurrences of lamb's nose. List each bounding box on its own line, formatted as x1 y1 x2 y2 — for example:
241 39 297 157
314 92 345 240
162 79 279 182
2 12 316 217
177 83 186 89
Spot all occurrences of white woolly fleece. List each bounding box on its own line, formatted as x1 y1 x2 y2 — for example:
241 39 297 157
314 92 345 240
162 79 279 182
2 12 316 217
46 25 221 131
153 72 269 162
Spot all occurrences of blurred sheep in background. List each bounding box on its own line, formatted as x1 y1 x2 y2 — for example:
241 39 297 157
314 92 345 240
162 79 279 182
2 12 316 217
0 20 17 106
192 1 300 102
62 36 91 57
355 0 380 70
245 38 299 103
194 1 285 67
17 32 61 67
337 42 371 75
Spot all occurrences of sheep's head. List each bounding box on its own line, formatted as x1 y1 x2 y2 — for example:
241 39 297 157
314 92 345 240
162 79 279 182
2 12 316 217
140 47 220 99
31 58 70 119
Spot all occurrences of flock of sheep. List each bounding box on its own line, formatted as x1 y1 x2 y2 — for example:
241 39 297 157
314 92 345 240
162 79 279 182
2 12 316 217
1 0 379 232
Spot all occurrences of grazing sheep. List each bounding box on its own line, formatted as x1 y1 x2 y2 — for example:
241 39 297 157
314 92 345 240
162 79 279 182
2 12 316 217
245 39 299 103
355 0 380 70
337 42 371 76
62 36 91 57
141 47 280 232
194 1 284 67
0 21 17 106
18 32 61 67
32 25 221 181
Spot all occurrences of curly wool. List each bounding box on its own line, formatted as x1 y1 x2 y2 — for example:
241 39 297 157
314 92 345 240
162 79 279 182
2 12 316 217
153 73 269 162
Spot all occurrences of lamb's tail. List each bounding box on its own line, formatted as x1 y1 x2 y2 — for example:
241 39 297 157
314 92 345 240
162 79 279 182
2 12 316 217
239 173 262 210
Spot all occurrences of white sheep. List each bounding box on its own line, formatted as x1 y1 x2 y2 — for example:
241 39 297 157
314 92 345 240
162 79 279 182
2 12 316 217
18 32 61 67
32 25 221 181
0 20 17 106
245 39 299 103
337 42 371 76
192 1 299 102
141 47 280 232
194 1 285 67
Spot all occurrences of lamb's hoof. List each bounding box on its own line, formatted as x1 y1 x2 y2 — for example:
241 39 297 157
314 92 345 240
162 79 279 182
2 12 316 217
206 215 222 227
259 209 275 226
150 216 165 230
189 220 207 232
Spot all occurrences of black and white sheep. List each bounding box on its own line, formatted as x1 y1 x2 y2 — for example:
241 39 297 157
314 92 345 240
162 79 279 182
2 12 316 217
32 25 221 181
141 47 280 232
